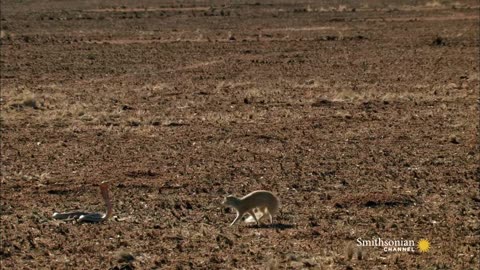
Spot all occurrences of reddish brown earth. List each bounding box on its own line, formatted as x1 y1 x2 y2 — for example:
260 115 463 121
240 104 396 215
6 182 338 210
1 0 479 269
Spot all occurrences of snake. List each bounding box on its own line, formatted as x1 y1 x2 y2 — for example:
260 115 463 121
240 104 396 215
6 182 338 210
52 181 112 223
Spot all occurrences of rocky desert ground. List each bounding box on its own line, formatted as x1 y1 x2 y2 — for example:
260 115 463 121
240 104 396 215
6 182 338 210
1 0 479 269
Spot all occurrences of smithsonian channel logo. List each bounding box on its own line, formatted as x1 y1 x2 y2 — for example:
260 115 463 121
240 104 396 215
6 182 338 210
356 238 431 253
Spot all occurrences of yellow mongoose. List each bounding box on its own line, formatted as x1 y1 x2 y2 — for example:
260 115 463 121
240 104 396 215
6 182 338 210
223 190 280 226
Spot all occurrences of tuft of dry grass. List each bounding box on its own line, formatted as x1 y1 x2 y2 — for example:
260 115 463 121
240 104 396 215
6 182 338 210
449 134 461 144
265 257 279 270
345 243 355 260
425 0 444 8
0 30 12 40
242 87 283 104
7 90 39 109
116 250 135 263
345 243 366 262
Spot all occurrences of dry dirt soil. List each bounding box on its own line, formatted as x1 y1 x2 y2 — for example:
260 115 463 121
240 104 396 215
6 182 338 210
1 0 479 269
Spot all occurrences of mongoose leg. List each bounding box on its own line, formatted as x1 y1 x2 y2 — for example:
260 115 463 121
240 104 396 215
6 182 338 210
230 212 242 226
261 207 269 221
248 210 260 225
268 213 273 224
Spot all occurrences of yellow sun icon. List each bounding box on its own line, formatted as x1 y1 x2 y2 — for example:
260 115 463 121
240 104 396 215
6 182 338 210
418 239 431 252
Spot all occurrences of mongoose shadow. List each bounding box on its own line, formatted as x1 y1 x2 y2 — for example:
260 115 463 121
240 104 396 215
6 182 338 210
246 223 295 230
